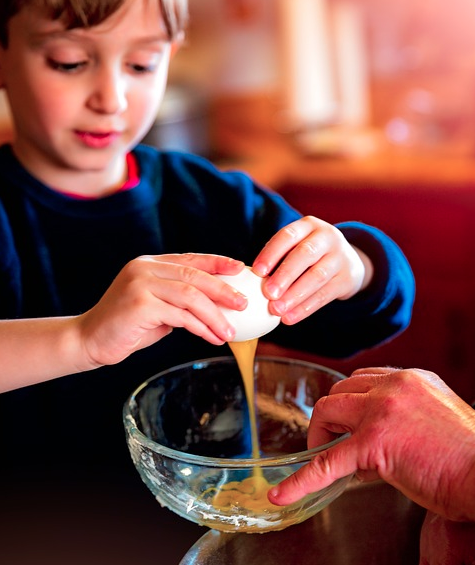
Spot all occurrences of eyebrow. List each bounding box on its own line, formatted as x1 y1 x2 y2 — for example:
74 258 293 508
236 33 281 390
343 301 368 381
29 28 170 49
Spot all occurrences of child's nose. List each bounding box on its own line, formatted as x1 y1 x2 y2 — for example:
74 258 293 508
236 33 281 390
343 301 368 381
87 67 128 114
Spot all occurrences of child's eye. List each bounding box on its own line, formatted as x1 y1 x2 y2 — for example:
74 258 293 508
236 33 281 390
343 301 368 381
128 62 157 74
47 58 87 73
127 51 165 75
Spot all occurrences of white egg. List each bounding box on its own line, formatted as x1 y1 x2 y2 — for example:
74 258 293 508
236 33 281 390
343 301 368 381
216 267 281 342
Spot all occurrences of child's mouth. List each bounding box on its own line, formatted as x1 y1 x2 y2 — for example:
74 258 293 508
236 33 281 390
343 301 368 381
75 130 120 148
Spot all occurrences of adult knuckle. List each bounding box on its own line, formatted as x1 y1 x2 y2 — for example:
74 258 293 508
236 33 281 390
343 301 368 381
389 368 419 393
309 450 333 478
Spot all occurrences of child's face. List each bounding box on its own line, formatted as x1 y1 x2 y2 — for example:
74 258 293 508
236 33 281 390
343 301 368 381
0 0 173 190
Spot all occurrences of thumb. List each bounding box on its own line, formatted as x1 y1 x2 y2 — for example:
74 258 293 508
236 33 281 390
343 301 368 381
268 440 357 506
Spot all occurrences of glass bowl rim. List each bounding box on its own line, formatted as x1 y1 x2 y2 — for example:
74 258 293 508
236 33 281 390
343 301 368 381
123 355 349 469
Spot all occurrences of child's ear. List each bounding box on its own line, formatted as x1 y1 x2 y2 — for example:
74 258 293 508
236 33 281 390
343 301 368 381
170 32 185 58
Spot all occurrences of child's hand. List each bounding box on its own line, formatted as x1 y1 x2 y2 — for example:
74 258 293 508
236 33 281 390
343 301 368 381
78 253 246 368
252 216 374 324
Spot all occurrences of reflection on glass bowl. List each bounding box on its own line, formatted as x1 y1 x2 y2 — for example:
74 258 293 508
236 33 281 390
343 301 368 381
123 356 353 533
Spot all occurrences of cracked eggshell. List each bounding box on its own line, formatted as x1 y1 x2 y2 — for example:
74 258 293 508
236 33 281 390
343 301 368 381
216 268 281 342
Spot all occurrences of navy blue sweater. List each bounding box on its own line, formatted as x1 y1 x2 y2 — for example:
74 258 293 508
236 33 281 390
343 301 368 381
0 144 415 478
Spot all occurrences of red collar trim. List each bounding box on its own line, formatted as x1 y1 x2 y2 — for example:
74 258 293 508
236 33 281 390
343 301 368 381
60 153 140 200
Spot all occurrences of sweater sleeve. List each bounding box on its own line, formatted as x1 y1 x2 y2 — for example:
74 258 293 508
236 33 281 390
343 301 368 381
0 201 21 317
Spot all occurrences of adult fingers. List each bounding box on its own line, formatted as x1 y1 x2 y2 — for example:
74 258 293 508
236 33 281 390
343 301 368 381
268 438 358 506
321 366 401 396
351 366 401 378
307 392 368 448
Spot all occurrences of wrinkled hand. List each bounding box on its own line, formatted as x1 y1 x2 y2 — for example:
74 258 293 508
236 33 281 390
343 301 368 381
268 367 475 522
78 253 246 368
252 216 373 324
420 511 475 564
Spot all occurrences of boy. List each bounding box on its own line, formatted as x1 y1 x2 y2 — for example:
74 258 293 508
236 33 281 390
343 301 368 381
0 0 414 479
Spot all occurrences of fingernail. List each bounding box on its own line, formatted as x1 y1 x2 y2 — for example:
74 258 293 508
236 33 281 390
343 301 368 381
266 282 281 300
233 292 248 309
282 310 299 324
268 486 280 499
253 262 269 277
272 300 287 316
224 327 235 341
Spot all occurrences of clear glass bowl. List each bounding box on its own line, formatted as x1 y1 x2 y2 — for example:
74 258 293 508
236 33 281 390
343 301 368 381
123 356 353 533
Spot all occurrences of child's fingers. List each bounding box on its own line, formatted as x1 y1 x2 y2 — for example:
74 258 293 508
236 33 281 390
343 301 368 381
130 255 247 309
142 286 234 343
253 217 320 277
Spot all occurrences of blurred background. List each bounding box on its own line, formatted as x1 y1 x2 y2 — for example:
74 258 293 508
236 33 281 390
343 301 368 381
158 0 475 158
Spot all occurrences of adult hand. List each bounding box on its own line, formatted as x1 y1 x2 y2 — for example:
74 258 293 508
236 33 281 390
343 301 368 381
252 216 373 324
79 253 246 367
420 511 475 564
268 367 475 522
